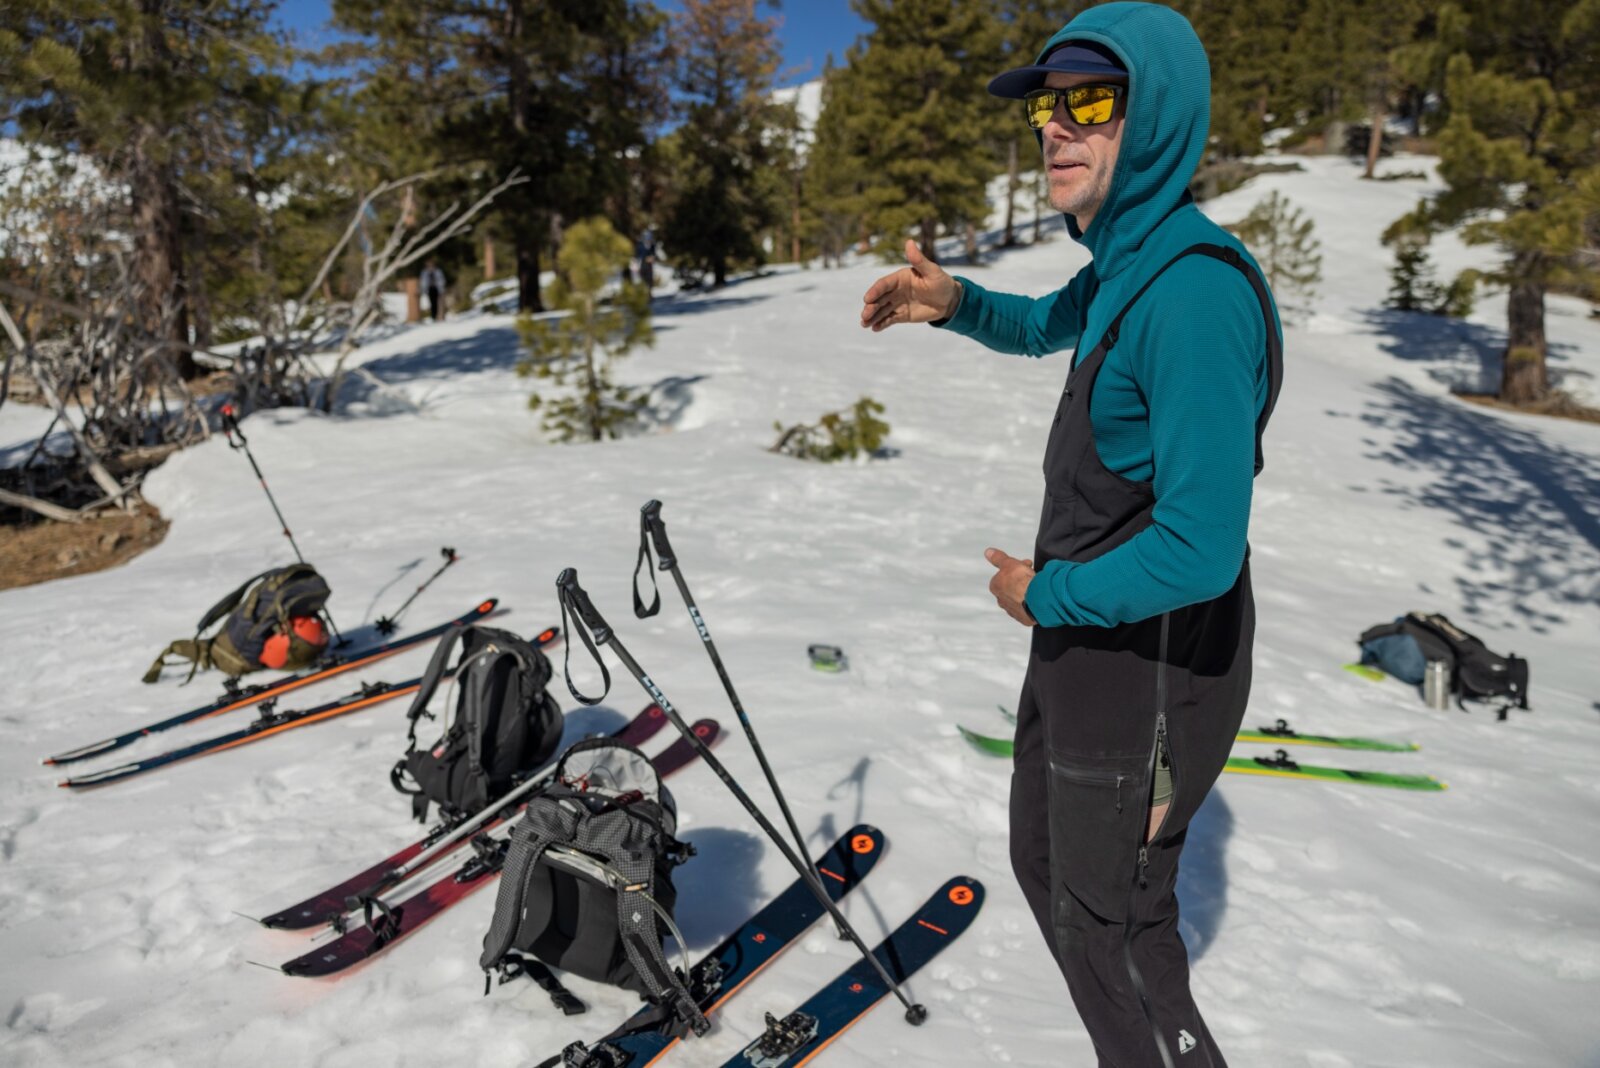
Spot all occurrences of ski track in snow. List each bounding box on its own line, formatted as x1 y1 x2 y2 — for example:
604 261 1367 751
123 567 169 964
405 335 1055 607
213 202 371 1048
2 155 1598 1066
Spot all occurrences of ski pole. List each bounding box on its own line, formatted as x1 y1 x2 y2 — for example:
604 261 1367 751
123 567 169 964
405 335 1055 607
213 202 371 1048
219 404 346 647
376 546 459 636
556 568 928 1027
632 499 833 931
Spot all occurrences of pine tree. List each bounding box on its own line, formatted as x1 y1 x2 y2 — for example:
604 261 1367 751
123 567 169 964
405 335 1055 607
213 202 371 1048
992 1 1057 248
1387 232 1443 312
846 0 1000 264
330 0 668 313
0 1 296 374
1394 0 1600 403
1233 191 1322 324
805 55 873 267
516 217 653 443
660 0 783 287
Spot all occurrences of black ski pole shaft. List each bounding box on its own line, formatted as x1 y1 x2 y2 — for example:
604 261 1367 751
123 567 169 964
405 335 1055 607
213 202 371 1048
220 404 346 647
636 500 831 927
377 546 458 635
557 568 928 1026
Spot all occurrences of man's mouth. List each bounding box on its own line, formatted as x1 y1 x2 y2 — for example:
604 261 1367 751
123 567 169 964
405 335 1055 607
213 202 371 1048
1050 161 1086 172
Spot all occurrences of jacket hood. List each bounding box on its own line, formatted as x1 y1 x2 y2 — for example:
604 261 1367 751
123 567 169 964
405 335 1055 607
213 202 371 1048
1038 3 1210 278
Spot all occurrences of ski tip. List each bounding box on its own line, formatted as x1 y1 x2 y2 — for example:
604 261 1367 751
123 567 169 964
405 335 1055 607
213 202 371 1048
40 756 56 767
476 598 499 614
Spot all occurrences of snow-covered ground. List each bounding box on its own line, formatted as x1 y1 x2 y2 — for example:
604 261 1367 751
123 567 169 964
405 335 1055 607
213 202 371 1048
2 154 1598 1067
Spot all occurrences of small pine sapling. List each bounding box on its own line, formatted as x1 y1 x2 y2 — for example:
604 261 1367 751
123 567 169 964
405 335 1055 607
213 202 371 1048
516 217 654 442
1232 191 1322 325
769 397 891 462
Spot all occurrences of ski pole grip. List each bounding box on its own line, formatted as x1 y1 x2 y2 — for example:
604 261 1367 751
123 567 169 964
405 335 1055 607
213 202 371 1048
640 499 675 569
556 568 610 643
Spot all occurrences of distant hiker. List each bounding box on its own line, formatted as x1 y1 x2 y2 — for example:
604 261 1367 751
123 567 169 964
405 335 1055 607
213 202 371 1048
859 4 1284 1065
420 260 446 321
635 228 657 290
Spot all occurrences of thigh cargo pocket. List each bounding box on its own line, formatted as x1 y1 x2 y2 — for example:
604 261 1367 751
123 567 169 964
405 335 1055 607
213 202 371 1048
1046 752 1149 924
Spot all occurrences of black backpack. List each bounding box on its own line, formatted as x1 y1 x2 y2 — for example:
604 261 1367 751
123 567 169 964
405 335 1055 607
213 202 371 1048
144 563 331 683
1359 611 1531 717
479 738 705 1036
392 623 564 823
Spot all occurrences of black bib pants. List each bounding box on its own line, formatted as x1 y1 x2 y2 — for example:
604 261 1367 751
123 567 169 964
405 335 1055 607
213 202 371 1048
1009 245 1281 1067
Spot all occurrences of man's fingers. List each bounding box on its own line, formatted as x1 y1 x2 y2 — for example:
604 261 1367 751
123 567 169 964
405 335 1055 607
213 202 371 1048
984 547 1011 568
905 239 929 274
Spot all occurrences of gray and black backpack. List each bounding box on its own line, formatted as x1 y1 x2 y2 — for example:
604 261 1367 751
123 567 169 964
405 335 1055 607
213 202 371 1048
391 623 564 823
143 563 332 684
479 738 706 1036
1359 611 1531 717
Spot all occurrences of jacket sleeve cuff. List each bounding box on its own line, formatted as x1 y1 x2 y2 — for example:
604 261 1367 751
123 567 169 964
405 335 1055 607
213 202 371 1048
1025 562 1073 628
930 276 981 333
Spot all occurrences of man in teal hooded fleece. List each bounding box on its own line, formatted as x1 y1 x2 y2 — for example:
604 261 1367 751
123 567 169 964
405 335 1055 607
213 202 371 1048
861 4 1282 1065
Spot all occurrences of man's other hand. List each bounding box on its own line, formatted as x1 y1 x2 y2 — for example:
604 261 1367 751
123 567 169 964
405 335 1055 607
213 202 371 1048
985 548 1037 627
859 239 962 332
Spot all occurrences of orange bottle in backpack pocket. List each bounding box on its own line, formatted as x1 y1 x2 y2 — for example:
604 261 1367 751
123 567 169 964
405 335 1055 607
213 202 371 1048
261 617 329 668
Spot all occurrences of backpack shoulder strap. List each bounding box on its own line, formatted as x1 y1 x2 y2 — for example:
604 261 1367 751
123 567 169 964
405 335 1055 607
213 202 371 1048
196 569 274 635
402 623 476 749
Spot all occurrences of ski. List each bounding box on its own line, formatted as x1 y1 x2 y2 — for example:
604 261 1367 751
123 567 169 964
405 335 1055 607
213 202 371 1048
551 824 889 1068
59 623 560 790
278 719 722 979
719 876 985 1068
258 704 671 930
969 717 1418 755
1237 717 1418 752
45 599 504 766
1225 750 1446 791
959 731 1445 790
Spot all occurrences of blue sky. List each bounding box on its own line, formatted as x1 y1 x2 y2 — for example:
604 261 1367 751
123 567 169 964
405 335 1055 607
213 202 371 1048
270 0 870 89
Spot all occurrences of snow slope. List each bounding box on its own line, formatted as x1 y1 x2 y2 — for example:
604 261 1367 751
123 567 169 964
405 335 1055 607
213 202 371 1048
2 154 1598 1067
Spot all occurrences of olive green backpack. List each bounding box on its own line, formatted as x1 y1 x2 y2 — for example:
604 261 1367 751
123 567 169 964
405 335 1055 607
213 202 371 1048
143 564 332 683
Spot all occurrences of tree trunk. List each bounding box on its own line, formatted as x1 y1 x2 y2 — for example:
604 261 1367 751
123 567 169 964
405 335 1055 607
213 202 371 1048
483 234 497 280
130 0 194 378
1500 266 1548 404
404 277 422 323
1363 105 1385 179
919 218 939 265
517 236 543 313
1003 138 1019 248
964 222 979 264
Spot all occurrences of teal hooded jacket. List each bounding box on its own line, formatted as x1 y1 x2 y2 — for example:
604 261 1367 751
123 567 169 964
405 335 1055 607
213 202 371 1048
937 2 1283 629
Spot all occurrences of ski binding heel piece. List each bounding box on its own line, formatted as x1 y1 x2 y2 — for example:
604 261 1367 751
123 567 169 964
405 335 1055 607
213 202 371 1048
746 1011 820 1066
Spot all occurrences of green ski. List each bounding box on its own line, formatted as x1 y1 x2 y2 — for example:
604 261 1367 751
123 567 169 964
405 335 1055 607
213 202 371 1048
959 731 1445 791
1236 718 1418 752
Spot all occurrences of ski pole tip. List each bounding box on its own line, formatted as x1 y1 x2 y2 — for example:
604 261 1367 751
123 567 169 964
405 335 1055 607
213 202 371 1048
905 1003 929 1026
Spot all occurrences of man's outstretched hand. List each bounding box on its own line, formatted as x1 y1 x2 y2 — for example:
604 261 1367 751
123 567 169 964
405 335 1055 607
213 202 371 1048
859 239 962 332
986 548 1037 627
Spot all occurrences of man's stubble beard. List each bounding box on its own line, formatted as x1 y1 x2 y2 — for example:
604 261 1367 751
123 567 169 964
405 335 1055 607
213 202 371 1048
1047 158 1112 223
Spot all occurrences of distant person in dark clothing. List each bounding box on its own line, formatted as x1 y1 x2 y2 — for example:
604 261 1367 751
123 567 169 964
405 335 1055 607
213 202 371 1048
420 261 446 321
635 229 657 290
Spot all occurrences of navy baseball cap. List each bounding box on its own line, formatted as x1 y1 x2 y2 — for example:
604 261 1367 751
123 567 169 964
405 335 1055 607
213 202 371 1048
987 41 1128 99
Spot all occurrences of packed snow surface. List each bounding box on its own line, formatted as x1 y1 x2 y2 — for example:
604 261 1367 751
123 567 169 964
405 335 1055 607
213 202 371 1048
2 155 1598 1067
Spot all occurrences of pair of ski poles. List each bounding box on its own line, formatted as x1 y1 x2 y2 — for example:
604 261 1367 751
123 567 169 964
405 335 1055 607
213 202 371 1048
219 404 457 642
556 499 928 1027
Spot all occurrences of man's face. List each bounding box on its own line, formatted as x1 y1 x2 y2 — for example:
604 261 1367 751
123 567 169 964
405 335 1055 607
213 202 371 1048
1040 71 1127 224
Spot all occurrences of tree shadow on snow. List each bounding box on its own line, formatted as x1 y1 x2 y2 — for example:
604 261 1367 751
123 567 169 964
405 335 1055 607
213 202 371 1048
673 826 769 948
1360 306 1590 396
1353 377 1600 629
649 291 773 319
360 324 526 382
1174 789 1233 961
641 374 707 431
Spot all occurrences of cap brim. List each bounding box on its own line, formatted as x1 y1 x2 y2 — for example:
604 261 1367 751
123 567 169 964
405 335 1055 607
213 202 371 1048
987 59 1129 99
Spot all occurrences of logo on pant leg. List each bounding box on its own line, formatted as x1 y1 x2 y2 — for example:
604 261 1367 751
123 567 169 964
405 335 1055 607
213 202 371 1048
1177 1029 1197 1054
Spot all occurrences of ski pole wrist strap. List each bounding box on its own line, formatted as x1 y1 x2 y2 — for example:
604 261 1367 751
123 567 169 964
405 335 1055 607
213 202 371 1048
632 517 660 619
557 569 611 706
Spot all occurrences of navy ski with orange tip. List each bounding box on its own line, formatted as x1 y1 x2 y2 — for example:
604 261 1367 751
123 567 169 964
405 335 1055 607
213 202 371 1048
720 876 985 1067
45 599 503 766
551 824 888 1068
58 621 557 790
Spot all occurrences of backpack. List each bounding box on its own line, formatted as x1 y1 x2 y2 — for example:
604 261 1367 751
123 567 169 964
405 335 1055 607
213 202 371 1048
391 623 564 823
143 563 331 684
478 738 705 1035
1359 612 1531 717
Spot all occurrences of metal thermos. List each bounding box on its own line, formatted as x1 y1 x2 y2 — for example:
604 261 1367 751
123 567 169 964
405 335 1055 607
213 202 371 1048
1423 659 1451 710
